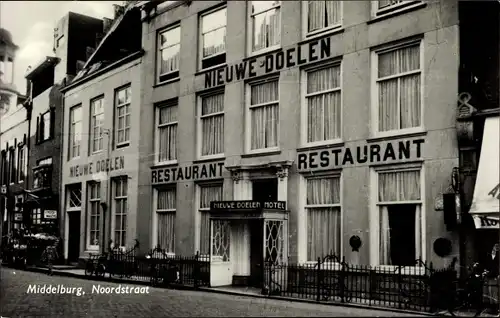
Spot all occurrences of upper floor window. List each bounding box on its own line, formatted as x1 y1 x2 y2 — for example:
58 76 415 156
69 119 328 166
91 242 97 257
156 100 178 164
114 86 131 147
374 41 422 135
198 92 224 158
302 64 342 145
90 97 105 154
304 1 342 36
158 26 180 83
250 1 281 53
374 0 423 16
17 145 26 183
69 105 82 159
8 149 15 184
199 7 227 70
0 152 6 186
37 110 54 143
0 55 14 84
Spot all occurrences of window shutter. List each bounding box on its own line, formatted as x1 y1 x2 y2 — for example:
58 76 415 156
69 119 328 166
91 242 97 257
35 116 40 144
50 109 55 139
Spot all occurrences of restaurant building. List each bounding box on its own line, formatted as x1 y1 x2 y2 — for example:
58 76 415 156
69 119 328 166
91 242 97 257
137 0 467 287
59 4 143 263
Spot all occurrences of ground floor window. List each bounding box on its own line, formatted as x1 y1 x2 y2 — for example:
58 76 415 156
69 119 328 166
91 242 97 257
87 182 101 249
212 219 230 262
377 168 422 266
155 187 176 254
31 208 42 225
112 177 128 248
198 183 223 255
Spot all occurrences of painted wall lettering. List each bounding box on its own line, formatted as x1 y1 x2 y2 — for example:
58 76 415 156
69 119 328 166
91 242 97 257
204 37 332 89
151 162 224 185
488 183 500 199
297 139 425 171
69 156 125 178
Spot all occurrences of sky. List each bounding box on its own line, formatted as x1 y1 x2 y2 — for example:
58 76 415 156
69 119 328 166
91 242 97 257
1 1 122 95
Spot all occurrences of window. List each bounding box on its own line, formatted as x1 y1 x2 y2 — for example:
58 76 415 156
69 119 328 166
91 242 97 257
0 152 6 185
8 149 15 184
38 111 52 142
247 79 279 151
303 64 341 145
198 93 224 157
374 42 422 134
31 208 42 225
198 184 223 255
113 177 128 248
87 182 101 249
37 157 53 166
156 100 178 163
155 188 176 253
67 185 82 211
199 7 227 69
304 1 341 36
250 1 281 53
90 97 105 153
377 168 422 266
305 176 341 261
0 56 14 84
69 105 82 159
157 26 180 83
375 0 422 16
17 145 26 182
114 86 131 147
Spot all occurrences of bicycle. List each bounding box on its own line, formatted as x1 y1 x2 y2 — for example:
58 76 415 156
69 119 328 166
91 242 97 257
40 241 59 276
84 253 107 278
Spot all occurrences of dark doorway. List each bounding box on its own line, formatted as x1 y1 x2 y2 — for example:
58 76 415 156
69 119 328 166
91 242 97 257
252 178 278 202
249 219 264 288
387 204 417 266
67 212 80 263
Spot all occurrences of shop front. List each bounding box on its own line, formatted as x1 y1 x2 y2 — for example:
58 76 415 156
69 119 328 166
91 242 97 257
208 200 288 288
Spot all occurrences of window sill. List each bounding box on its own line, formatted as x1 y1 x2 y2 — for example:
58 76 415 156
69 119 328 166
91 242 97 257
367 2 427 24
151 160 178 169
245 46 282 61
297 140 345 152
300 27 344 45
367 130 426 143
153 77 180 88
90 151 104 156
195 63 228 76
241 149 281 158
193 155 225 164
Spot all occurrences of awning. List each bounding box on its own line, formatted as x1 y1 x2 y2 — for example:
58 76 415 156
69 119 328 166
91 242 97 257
470 116 500 229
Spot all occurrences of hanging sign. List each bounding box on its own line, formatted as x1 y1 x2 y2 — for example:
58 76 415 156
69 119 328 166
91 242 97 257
14 213 23 222
44 210 57 219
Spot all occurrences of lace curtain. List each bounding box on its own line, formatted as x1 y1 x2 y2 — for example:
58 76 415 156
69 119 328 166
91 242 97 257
199 184 223 254
202 8 227 58
201 94 224 156
250 81 279 150
158 104 177 162
252 1 281 51
378 45 421 132
159 27 180 74
307 66 341 143
308 0 341 33
157 188 176 253
306 177 341 261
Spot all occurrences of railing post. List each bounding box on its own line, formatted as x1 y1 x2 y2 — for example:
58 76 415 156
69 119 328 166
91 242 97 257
194 251 199 289
316 257 321 302
340 256 346 302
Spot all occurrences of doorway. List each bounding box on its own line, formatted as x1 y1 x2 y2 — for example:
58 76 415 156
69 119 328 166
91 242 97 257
67 212 80 262
249 219 264 287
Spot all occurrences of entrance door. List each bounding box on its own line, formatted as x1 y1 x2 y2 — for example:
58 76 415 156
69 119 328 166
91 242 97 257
67 212 80 262
249 219 264 287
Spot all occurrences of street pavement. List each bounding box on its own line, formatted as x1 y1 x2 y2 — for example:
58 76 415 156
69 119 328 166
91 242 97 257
0 268 426 317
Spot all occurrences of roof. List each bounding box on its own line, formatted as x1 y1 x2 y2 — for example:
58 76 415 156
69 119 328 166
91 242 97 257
0 28 18 48
25 56 60 80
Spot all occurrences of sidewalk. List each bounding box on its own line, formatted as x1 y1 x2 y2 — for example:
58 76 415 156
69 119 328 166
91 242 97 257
12 264 498 317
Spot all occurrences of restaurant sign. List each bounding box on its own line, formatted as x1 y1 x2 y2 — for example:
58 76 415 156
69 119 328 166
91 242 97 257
151 162 224 185
297 138 425 172
210 201 287 212
69 156 125 178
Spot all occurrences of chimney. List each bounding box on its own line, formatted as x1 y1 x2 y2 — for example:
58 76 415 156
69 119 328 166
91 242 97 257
75 60 85 74
86 46 96 61
103 18 113 34
112 4 125 19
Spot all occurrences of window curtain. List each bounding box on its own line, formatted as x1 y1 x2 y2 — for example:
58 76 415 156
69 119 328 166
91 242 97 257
307 67 341 142
202 9 226 58
159 105 177 162
199 185 223 254
253 5 280 51
157 189 176 253
202 94 224 156
250 81 279 150
378 170 420 202
160 29 180 74
378 45 420 132
306 177 341 261
308 0 340 32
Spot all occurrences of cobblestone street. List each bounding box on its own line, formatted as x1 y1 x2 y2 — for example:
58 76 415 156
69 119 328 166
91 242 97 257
0 268 425 317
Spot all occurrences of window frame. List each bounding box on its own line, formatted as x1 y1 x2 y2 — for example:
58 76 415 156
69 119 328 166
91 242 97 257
111 177 128 248
301 0 343 39
66 185 82 212
8 148 15 184
68 105 82 160
245 77 281 155
369 163 426 274
155 100 178 165
114 85 131 148
198 6 227 71
151 186 177 255
86 181 101 251
39 111 52 142
300 61 343 147
247 1 282 56
371 0 424 18
370 39 424 138
197 91 225 160
298 172 343 266
195 182 223 256
89 96 105 155
157 24 181 84
17 144 26 183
